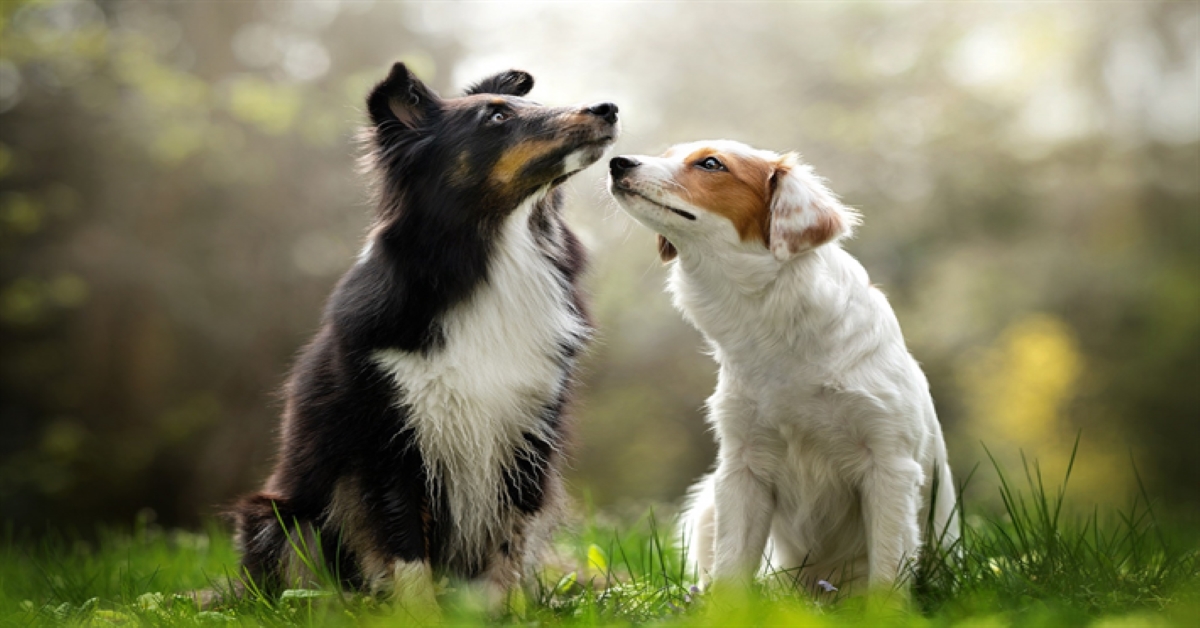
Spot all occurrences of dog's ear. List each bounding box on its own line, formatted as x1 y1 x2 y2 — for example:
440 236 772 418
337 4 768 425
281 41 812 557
768 153 860 261
657 234 678 263
366 62 442 128
465 70 534 97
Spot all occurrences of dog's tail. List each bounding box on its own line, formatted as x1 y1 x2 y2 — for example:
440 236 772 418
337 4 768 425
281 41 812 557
180 493 292 610
184 492 311 609
678 473 716 587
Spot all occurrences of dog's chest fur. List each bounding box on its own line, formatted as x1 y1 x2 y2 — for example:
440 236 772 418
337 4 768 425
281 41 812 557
372 200 586 562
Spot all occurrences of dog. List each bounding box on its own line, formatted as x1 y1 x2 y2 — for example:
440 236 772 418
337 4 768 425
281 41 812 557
607 140 957 594
231 62 617 611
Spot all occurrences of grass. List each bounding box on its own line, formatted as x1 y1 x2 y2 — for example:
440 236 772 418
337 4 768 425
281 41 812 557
2 449 1198 627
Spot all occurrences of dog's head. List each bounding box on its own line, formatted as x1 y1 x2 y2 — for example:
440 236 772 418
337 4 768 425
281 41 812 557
364 62 618 219
607 140 858 262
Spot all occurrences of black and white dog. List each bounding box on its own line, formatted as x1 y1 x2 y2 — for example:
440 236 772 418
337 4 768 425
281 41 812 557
232 63 617 609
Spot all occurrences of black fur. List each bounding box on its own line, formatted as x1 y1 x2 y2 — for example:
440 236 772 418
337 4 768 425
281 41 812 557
465 69 535 98
232 62 617 595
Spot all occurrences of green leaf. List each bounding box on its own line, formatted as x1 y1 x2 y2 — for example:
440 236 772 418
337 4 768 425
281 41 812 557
588 543 608 573
280 588 333 600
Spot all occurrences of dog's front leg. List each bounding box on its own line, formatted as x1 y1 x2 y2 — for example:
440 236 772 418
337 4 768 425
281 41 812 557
861 456 923 590
707 385 778 587
711 463 774 585
476 532 527 615
710 424 779 586
340 475 441 623
386 560 441 623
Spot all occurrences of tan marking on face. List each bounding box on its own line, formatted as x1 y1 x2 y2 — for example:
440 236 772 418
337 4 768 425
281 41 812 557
673 147 774 245
451 150 472 185
564 109 596 123
491 138 561 184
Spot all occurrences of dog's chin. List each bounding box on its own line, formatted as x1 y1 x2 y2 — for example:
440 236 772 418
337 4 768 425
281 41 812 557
550 141 614 187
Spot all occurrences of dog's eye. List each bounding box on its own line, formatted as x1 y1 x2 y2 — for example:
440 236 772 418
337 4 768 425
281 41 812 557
489 111 510 124
697 156 725 171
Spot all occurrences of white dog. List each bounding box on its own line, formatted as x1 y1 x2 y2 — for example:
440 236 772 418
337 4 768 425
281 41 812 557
607 140 958 593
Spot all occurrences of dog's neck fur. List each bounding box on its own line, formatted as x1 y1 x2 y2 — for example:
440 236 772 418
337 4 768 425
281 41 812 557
668 242 874 367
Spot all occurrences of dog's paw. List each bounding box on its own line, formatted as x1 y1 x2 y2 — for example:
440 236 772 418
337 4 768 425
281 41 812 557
381 560 442 624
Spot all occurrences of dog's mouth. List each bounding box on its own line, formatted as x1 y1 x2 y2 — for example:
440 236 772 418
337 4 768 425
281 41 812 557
568 129 617 153
613 185 697 221
549 136 617 187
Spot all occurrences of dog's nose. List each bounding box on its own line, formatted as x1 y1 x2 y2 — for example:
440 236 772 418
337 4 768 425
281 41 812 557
586 102 619 124
609 156 640 175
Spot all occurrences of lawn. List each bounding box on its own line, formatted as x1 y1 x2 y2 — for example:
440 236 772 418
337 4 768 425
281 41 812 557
3 451 1198 627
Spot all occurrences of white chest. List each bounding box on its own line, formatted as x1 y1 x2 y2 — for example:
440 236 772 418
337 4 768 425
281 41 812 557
372 208 586 558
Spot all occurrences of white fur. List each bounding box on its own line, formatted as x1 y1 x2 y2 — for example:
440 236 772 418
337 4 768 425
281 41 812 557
562 150 589 176
372 193 587 566
356 237 375 264
611 140 958 593
388 560 441 622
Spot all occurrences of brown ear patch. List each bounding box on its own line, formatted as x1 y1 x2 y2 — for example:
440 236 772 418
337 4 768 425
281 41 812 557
779 210 844 254
801 209 844 248
767 152 858 260
657 234 678 262
675 149 772 246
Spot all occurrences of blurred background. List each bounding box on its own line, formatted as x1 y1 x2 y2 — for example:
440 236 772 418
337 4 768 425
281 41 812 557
1 0 1197 532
